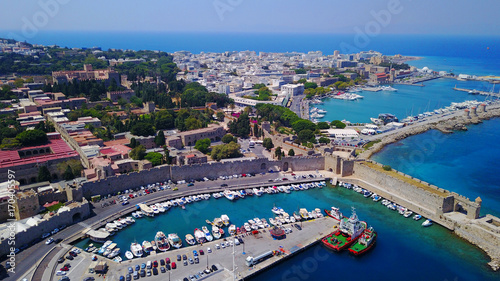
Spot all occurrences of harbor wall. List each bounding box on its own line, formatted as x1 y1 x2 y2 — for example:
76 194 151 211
453 215 500 271
78 156 326 198
0 201 90 257
352 161 450 214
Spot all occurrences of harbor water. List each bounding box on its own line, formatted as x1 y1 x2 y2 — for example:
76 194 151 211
76 184 499 280
311 78 491 124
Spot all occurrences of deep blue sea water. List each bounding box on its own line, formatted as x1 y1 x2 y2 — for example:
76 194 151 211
372 120 500 218
76 186 499 281
4 31 499 279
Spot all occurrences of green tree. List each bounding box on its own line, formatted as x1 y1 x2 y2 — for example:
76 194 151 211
62 165 75 180
131 122 154 136
216 111 225 121
0 138 21 149
263 137 274 151
294 68 307 74
130 137 137 148
228 113 250 138
129 145 146 160
298 78 307 83
304 82 318 89
163 145 171 164
317 122 330 130
154 130 165 147
194 138 211 154
221 134 235 144
145 152 164 166
16 129 47 146
298 129 315 143
37 166 52 182
210 142 242 161
331 120 346 129
185 116 203 131
275 146 282 160
288 149 295 156
291 119 316 134
319 137 330 144
253 123 260 137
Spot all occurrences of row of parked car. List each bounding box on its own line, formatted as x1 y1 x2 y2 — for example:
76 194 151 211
119 253 219 280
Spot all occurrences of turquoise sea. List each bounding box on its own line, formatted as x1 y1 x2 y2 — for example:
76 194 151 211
312 79 491 123
76 186 499 281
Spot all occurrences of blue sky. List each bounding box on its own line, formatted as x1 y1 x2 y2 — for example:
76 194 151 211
1 0 499 35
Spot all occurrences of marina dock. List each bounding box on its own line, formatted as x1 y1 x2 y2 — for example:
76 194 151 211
72 217 338 281
453 87 500 97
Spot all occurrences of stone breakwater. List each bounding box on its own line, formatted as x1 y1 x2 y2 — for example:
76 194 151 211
359 104 500 159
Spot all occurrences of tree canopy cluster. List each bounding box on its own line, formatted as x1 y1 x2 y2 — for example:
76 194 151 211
228 113 251 138
194 138 211 154
211 142 242 161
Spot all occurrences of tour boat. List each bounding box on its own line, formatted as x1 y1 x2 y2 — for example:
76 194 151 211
107 248 120 258
155 231 171 251
223 190 235 201
422 219 433 227
125 251 134 260
299 208 309 219
103 243 117 256
202 226 213 241
98 240 113 254
324 206 343 221
272 206 284 215
213 218 224 227
322 208 367 252
194 228 206 244
130 242 143 257
229 224 236 236
221 214 230 226
348 227 377 256
141 241 153 254
167 233 182 249
185 234 196 245
212 225 222 239
293 212 302 222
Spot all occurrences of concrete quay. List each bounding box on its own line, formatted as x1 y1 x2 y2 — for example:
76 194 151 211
453 87 500 97
55 217 338 281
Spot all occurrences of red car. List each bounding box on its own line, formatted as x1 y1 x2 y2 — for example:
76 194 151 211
129 194 134 198
152 260 158 268
165 257 170 264
60 266 69 271
171 262 176 269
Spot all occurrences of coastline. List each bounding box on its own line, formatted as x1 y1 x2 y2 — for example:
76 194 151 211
359 102 500 160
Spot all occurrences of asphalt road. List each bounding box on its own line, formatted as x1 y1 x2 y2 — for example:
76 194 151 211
1 171 321 281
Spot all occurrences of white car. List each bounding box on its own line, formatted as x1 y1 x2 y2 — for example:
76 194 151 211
207 247 212 253
45 238 54 245
215 244 220 249
56 270 66 276
234 239 240 245
221 243 226 249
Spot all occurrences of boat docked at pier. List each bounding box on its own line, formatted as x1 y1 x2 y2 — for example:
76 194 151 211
141 241 153 254
130 242 143 257
138 204 154 217
185 234 196 245
194 228 206 244
212 225 222 239
167 233 182 249
348 227 377 256
155 231 170 251
324 206 343 221
202 226 213 241
322 208 367 252
221 214 230 226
